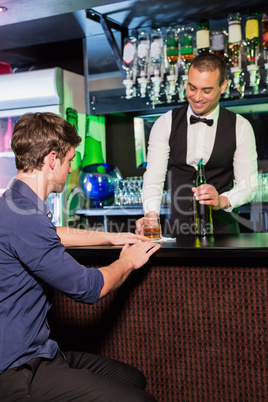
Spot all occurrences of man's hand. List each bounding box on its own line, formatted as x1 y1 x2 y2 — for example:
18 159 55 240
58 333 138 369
135 211 159 235
108 232 151 245
98 241 161 298
119 241 161 270
192 184 231 210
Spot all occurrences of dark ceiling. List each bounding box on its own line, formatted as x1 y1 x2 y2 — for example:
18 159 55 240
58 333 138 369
0 0 267 77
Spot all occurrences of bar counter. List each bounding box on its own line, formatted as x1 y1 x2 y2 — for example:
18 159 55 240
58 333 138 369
49 234 268 402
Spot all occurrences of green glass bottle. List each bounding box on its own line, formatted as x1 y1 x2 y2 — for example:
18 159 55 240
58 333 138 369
166 27 179 74
81 115 104 169
179 26 194 68
195 158 213 236
65 107 81 198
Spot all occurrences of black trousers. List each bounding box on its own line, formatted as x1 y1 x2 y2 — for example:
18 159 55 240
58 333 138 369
0 351 157 401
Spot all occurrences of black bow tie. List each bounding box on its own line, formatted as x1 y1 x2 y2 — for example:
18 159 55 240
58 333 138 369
190 115 213 127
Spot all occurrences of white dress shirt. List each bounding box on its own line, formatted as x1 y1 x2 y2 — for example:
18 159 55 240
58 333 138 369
142 104 258 214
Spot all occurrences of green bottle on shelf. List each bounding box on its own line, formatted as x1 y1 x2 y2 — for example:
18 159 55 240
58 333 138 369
65 107 81 197
195 158 213 236
81 115 104 169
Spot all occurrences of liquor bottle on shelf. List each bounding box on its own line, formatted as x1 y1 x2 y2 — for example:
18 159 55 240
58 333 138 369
122 36 137 99
137 31 150 98
227 12 244 97
165 27 179 101
166 26 179 73
245 12 259 66
150 29 164 77
194 158 213 236
178 26 194 102
258 14 268 94
228 12 242 68
262 13 268 62
179 25 194 68
262 13 268 91
196 19 210 54
211 29 228 62
245 12 260 95
150 29 164 104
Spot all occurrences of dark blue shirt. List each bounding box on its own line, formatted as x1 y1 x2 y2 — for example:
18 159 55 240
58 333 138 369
0 179 104 373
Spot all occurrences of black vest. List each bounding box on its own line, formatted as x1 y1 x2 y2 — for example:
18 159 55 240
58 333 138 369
167 105 239 234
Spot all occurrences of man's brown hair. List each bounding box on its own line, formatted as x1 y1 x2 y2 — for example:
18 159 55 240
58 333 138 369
190 53 227 86
11 112 81 172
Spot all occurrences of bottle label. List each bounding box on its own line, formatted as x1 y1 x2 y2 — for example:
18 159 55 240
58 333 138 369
196 30 210 49
150 40 162 59
263 32 268 43
212 33 224 51
137 42 149 59
246 19 259 39
166 47 178 57
180 46 193 55
228 21 242 43
123 41 135 65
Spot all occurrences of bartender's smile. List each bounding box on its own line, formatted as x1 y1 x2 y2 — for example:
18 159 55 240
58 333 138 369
186 67 227 116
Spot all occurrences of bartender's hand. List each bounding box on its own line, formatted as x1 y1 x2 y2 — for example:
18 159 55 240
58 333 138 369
192 184 231 210
135 211 159 235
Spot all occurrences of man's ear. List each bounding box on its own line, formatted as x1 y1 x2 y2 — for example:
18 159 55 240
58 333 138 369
221 79 228 95
48 151 57 170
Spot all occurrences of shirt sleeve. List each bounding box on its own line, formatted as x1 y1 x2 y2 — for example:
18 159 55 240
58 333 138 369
142 111 172 214
221 114 258 211
11 213 104 304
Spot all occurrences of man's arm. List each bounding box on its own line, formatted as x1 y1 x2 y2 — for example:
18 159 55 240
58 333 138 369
142 112 171 215
135 112 171 235
56 227 151 247
220 115 258 209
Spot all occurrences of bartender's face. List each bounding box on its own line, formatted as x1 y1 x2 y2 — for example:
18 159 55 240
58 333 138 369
186 66 227 116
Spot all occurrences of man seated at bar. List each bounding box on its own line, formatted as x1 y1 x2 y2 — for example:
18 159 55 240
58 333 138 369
136 53 258 235
0 112 160 401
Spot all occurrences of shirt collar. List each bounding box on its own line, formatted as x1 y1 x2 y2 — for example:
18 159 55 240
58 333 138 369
9 179 52 220
187 104 220 124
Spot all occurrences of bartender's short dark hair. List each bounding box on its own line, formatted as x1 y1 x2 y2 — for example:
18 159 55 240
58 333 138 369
190 53 227 86
11 112 81 172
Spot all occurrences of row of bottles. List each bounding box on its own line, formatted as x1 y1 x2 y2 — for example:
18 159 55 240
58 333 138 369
122 12 268 104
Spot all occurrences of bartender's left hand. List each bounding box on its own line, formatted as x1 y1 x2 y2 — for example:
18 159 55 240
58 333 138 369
192 184 231 211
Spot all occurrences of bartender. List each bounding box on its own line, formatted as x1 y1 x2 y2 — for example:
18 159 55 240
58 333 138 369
136 53 258 235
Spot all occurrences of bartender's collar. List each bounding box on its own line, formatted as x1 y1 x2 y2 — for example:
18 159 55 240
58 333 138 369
187 104 220 123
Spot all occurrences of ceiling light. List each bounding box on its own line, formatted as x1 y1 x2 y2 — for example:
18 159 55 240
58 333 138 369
0 6 7 13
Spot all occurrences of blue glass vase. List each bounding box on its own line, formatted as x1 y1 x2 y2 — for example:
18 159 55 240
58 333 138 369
80 163 122 207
